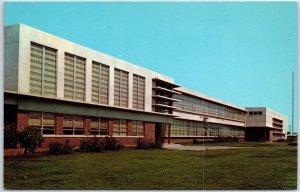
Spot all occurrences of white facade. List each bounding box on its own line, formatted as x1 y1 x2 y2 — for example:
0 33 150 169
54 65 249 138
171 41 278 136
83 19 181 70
4 23 174 113
245 107 288 138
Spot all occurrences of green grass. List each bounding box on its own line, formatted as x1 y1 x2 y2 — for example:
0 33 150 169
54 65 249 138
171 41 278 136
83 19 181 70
4 144 297 190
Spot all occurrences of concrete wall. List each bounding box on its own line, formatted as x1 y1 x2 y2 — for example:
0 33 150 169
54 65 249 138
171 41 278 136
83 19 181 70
245 107 288 139
245 108 267 127
4 24 20 92
6 23 175 113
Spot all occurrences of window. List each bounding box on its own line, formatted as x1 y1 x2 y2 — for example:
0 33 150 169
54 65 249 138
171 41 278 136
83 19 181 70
92 61 110 104
30 43 57 97
28 111 55 135
133 74 145 110
114 69 129 107
113 119 128 136
173 94 245 121
249 112 253 115
132 121 144 136
91 117 108 135
64 53 86 101
63 115 84 135
258 111 262 115
170 119 245 138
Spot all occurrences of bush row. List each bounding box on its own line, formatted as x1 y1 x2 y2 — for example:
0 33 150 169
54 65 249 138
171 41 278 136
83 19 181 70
136 138 162 149
48 136 124 155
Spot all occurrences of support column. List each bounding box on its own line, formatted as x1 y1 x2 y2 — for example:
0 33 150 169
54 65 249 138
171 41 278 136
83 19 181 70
56 49 65 99
168 124 171 144
85 58 92 103
108 119 114 136
144 122 155 141
17 110 28 132
84 117 91 136
55 114 64 135
127 121 132 136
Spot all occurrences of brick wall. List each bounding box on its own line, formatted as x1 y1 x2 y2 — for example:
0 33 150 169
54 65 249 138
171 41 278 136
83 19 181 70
55 114 64 135
144 122 155 141
17 111 29 131
84 117 91 135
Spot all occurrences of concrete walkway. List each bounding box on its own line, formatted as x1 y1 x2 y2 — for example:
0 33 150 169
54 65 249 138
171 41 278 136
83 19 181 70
163 144 250 151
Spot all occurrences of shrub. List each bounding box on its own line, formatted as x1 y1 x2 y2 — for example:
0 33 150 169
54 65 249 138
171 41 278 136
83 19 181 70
17 127 44 155
213 136 239 143
4 123 18 149
79 136 123 152
136 138 162 150
80 137 104 152
48 139 74 155
103 136 124 151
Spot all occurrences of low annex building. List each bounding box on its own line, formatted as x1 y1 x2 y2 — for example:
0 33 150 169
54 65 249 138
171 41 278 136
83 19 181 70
4 24 288 148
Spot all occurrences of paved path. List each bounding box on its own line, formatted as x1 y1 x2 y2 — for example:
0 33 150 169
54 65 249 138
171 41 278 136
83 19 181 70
163 144 250 151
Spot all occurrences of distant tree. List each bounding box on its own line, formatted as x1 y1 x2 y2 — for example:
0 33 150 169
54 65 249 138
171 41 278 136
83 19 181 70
202 117 209 136
17 127 44 155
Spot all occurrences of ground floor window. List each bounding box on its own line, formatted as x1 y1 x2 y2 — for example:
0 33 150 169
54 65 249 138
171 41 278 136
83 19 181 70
28 111 55 135
132 121 144 136
169 119 245 138
91 117 108 135
113 119 127 136
63 115 84 135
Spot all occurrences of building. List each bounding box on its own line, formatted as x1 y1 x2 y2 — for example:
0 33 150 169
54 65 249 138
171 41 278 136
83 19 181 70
245 107 288 141
4 24 287 148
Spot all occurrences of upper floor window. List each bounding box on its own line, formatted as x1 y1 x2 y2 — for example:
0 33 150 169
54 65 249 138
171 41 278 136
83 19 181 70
30 42 57 97
132 74 145 110
91 61 110 105
64 53 86 101
114 69 128 107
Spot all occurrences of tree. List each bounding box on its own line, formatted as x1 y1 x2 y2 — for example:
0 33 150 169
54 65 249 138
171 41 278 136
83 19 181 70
17 127 44 155
4 123 18 149
202 117 209 136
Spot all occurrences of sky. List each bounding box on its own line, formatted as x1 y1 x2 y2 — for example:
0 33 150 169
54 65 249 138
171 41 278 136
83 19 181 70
4 2 298 133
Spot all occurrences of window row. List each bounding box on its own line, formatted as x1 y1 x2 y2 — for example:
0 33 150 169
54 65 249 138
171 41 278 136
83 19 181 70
163 119 245 137
248 111 263 115
29 42 145 110
27 111 144 136
173 94 245 122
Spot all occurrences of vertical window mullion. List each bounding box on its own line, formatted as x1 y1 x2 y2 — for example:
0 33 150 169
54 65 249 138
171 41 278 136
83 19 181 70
73 115 75 135
73 57 76 100
119 71 123 107
137 76 139 109
98 117 101 135
98 64 101 103
41 46 45 95
40 112 43 134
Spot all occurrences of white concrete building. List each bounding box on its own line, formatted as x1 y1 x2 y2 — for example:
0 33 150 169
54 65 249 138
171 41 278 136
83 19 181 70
4 24 288 148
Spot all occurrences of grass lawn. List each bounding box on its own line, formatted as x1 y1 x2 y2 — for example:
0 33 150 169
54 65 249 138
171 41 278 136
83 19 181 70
4 143 297 190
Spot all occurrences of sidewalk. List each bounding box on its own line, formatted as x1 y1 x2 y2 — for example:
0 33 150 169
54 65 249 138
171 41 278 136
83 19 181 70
163 143 250 151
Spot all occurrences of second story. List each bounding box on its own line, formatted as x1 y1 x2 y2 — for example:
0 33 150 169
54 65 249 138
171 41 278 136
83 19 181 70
4 24 178 114
173 87 247 127
245 107 288 133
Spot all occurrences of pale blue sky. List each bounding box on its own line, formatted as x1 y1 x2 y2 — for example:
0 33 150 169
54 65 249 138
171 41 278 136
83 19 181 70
4 2 298 133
